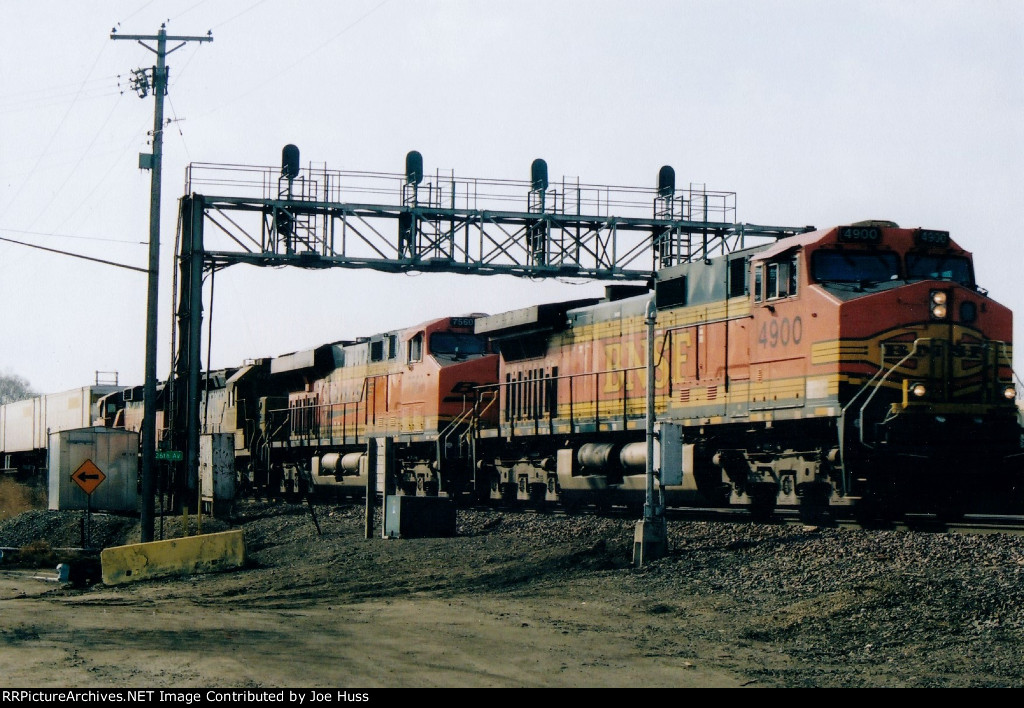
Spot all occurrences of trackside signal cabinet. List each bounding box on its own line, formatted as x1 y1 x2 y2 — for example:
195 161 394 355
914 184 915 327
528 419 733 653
384 495 456 539
48 427 139 512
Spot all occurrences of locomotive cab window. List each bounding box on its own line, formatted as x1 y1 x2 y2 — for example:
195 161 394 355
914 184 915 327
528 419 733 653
906 254 974 287
429 332 488 359
761 255 798 301
408 332 423 363
728 257 747 298
812 250 900 284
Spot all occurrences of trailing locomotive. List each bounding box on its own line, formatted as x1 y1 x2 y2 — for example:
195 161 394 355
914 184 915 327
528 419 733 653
476 221 1023 521
184 314 498 503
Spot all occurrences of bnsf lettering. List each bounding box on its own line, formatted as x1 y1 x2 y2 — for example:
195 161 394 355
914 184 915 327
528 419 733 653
443 381 480 402
953 344 985 358
450 381 478 395
885 343 985 359
758 316 802 348
601 333 683 393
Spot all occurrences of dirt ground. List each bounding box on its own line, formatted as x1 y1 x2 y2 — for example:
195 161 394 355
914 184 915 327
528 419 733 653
0 501 750 689
2 497 1023 689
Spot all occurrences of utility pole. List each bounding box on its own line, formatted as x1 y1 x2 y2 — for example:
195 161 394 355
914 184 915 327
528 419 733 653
112 24 212 543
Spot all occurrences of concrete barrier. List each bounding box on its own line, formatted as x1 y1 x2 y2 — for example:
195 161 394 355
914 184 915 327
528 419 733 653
100 529 246 586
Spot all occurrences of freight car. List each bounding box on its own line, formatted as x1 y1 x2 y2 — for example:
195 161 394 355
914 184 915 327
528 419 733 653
474 221 1023 522
1 384 123 477
0 384 125 511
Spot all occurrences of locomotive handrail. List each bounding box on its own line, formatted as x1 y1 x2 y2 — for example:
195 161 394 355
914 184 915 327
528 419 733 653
434 396 478 495
496 363 678 440
856 339 928 448
474 387 499 425
437 395 475 450
835 339 924 495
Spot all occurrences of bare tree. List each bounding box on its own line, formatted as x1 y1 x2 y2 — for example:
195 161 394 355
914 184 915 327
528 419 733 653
0 371 36 404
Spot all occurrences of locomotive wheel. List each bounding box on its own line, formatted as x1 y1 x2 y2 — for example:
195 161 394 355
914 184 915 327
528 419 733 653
748 484 778 521
528 482 546 505
853 493 897 528
798 482 833 526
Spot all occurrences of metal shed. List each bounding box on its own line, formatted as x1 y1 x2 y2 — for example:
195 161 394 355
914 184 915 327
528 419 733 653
48 427 139 512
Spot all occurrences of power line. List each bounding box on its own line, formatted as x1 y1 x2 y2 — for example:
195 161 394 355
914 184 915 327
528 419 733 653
0 234 147 273
0 226 144 245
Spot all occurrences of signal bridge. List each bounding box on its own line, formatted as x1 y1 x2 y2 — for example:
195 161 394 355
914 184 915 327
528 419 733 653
169 148 811 505
179 150 808 279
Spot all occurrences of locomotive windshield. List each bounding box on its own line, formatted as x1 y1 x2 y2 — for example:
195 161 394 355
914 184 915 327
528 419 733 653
811 250 900 284
429 332 488 358
906 254 973 286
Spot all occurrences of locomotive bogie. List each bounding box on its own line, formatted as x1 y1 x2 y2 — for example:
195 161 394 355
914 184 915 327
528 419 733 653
489 457 555 504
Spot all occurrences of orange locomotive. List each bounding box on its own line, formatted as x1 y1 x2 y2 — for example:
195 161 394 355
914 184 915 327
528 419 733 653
474 221 1022 521
263 314 498 500
101 314 499 504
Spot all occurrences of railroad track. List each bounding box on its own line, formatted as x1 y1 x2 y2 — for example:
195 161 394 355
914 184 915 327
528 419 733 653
474 502 1024 536
310 493 1024 536
765 509 1024 536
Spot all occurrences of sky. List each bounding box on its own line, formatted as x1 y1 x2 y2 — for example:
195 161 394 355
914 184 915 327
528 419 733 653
1 0 1022 395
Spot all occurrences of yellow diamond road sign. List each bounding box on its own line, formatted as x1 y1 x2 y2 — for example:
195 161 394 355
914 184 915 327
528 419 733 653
72 459 106 496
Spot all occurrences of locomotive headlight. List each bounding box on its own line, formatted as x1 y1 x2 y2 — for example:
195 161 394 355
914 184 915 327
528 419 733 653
911 382 927 398
1004 386 1017 400
930 290 949 320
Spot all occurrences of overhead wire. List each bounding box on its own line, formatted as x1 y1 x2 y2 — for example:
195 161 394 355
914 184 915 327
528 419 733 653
0 41 113 225
0 226 145 246
187 0 393 121
0 235 147 273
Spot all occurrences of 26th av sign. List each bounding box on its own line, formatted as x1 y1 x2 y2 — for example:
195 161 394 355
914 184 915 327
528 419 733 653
71 459 106 496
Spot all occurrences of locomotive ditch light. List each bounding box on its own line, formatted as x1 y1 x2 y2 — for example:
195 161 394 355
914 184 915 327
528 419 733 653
930 289 949 319
901 379 928 407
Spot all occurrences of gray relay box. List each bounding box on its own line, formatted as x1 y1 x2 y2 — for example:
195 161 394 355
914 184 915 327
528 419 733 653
383 495 456 539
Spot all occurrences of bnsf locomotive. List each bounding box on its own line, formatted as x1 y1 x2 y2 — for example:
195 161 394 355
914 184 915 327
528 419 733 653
168 314 497 503
477 221 1022 521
